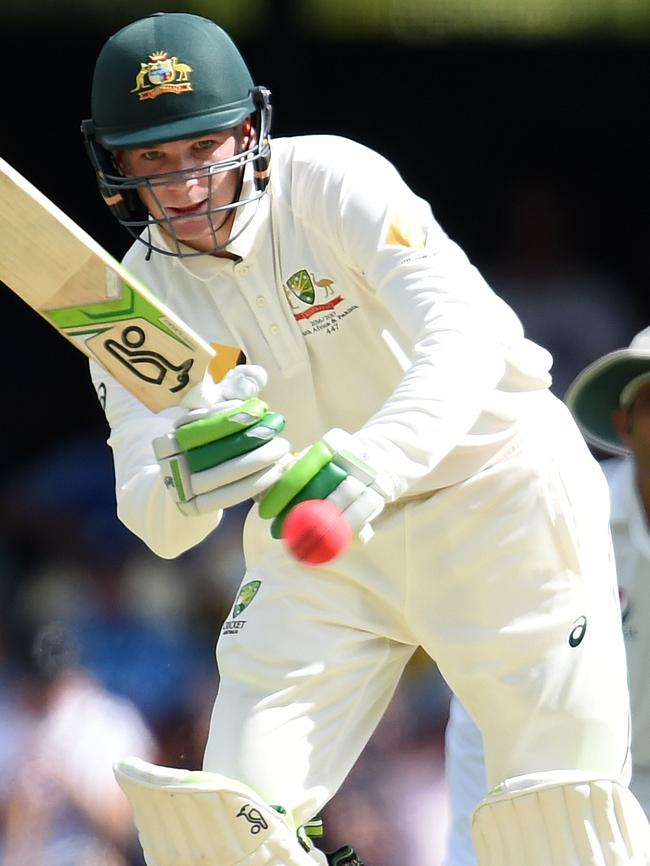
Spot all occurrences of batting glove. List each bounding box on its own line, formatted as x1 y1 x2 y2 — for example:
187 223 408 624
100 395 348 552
154 366 291 516
257 428 395 543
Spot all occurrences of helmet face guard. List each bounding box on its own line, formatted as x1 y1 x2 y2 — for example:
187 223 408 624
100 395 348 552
81 87 272 257
82 12 272 257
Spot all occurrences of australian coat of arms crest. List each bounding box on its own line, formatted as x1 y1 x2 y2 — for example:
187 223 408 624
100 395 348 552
131 51 193 100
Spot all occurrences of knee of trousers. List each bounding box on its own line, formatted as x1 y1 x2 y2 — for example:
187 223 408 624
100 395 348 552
470 771 650 866
114 757 320 866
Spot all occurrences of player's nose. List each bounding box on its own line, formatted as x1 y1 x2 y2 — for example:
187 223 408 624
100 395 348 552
163 168 200 190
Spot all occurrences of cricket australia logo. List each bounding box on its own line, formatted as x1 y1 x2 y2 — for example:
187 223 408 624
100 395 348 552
284 269 358 337
131 51 193 100
222 580 261 635
284 269 339 319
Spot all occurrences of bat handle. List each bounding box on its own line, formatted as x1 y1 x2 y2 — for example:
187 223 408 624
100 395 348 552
180 366 268 411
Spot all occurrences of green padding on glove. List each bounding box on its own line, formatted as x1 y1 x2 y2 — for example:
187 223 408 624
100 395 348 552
186 413 286 473
258 440 334 519
176 398 269 451
270 461 348 539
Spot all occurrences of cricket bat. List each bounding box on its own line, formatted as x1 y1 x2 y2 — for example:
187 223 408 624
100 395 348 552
0 155 242 412
0 158 346 559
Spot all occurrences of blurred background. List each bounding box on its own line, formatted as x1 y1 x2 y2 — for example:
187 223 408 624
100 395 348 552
1 2 649 865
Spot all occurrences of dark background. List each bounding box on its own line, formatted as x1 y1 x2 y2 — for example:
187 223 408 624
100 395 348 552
1 20 649 466
0 9 649 865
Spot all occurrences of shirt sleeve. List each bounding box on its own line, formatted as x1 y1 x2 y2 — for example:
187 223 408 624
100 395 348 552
300 139 538 496
89 359 222 558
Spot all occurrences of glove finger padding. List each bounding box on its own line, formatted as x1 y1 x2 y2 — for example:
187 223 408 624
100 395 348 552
174 397 269 449
154 393 289 515
179 444 291 515
184 413 286 473
190 438 292 495
260 429 394 542
327 476 385 532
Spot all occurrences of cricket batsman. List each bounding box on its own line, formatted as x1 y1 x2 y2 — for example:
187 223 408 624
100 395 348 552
80 12 650 865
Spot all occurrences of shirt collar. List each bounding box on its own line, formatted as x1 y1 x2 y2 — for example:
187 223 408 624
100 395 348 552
225 163 270 259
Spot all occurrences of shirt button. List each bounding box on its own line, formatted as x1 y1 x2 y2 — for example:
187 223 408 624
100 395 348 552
239 265 250 276
270 324 280 335
256 296 266 306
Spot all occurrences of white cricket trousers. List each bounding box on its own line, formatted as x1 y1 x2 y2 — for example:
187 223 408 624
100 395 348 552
205 390 631 829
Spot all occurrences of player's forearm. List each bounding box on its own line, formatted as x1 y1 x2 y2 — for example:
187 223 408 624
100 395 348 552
95 369 223 557
116 462 222 558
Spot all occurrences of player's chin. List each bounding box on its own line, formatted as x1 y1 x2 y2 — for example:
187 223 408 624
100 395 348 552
168 215 216 243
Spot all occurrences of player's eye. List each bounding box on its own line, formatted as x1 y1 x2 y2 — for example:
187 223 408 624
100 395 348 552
193 139 218 152
141 150 164 162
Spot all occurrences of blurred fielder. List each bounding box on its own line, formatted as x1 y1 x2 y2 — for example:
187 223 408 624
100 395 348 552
78 12 650 866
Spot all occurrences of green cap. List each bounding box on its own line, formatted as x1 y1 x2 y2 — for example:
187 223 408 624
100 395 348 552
565 327 650 456
91 12 256 149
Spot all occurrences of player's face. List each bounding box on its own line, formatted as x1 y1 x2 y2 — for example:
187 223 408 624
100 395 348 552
616 382 650 477
117 121 252 253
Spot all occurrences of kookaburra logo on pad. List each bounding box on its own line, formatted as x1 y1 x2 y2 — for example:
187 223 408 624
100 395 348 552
236 804 268 834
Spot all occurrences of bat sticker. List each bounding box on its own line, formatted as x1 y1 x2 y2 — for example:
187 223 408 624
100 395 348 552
104 324 194 391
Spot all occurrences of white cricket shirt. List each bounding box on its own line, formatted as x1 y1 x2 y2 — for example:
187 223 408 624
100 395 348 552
90 134 552 558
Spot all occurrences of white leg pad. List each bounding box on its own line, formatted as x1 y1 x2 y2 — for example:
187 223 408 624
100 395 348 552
471 773 650 866
114 757 318 866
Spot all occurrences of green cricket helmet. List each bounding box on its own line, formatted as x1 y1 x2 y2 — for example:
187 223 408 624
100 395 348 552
81 12 272 256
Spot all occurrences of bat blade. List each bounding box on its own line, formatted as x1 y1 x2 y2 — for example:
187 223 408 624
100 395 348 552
0 156 238 412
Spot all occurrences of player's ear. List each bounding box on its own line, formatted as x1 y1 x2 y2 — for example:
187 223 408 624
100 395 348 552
613 406 632 447
241 117 255 148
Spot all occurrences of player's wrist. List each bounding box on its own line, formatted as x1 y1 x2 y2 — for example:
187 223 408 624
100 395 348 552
322 428 396 502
